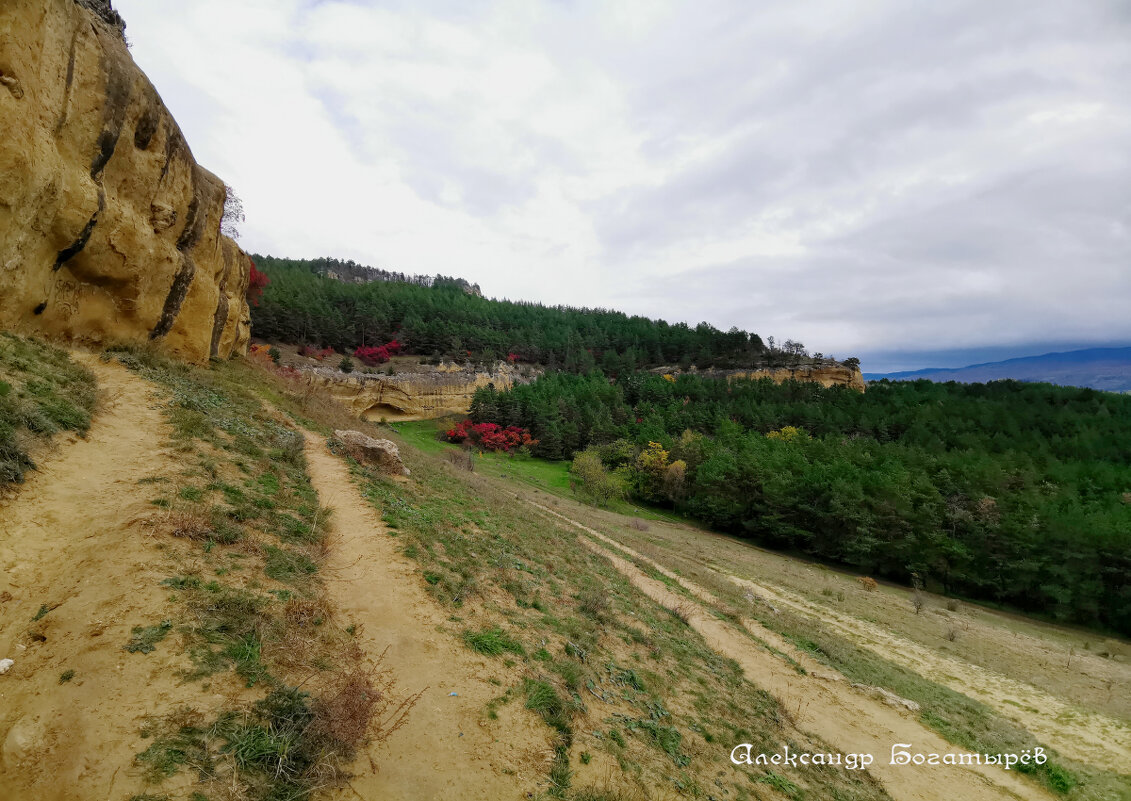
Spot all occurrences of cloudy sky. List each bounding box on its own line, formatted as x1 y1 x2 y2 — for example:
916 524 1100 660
115 0 1130 372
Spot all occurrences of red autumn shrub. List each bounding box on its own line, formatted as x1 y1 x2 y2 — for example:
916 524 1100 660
354 345 390 365
300 345 336 361
442 420 537 452
354 339 402 366
247 260 269 307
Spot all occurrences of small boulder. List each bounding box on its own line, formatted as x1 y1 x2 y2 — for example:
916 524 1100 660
334 430 410 476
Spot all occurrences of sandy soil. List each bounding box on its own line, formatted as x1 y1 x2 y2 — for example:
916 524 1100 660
543 495 1131 776
531 502 1057 801
723 572 1131 774
301 431 552 800
0 354 207 801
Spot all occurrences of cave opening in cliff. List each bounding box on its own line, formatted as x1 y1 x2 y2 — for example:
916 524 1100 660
361 402 415 423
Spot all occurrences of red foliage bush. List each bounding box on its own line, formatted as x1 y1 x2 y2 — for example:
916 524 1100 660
247 260 269 307
300 345 336 361
354 345 390 365
442 420 537 453
353 339 402 366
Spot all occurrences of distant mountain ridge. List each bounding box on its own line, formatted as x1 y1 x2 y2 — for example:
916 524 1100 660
865 347 1131 392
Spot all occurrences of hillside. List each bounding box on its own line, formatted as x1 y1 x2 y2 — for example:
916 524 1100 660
864 347 1131 392
3 334 1129 801
468 371 1131 635
250 255 855 375
2 3 1128 800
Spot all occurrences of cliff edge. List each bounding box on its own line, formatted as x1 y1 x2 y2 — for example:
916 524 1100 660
306 362 536 421
0 0 250 363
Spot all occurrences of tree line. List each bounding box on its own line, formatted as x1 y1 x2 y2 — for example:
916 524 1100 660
468 372 1131 635
248 256 838 371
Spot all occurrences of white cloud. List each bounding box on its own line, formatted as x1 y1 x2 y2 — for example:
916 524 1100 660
116 0 1131 364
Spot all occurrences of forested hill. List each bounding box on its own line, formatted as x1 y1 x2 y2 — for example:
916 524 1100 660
469 374 1131 634
249 255 840 372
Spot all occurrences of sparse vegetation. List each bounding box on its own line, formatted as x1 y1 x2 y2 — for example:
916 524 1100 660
571 498 1131 801
0 333 96 486
344 429 889 800
125 620 172 654
105 345 412 800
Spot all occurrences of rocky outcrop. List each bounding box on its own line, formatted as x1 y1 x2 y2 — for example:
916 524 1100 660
0 0 250 363
309 363 533 421
677 363 865 392
334 430 410 476
724 364 866 392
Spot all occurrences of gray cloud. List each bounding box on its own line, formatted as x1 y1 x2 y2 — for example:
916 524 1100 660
117 0 1131 366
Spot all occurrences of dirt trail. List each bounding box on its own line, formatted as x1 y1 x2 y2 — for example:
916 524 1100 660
722 573 1131 773
531 503 1054 801
0 353 199 801
300 431 550 801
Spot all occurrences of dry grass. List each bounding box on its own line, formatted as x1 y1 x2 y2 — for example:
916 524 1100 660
444 448 475 471
667 602 693 625
150 509 213 540
312 653 423 758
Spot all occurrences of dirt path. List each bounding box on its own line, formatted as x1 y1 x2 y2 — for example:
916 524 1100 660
721 573 1131 773
300 431 551 800
531 502 1055 801
0 353 199 801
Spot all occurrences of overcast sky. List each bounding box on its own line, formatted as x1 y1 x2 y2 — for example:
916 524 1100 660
115 0 1130 372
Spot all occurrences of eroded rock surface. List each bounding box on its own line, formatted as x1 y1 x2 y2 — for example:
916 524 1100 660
310 363 533 421
698 364 866 392
0 0 250 363
334 430 410 476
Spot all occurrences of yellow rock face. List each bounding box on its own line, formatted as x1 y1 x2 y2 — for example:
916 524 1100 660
0 0 250 363
726 364 867 392
308 366 527 421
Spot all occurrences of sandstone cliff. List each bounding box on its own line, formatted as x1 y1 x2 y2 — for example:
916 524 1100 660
724 363 866 392
672 362 866 392
308 363 534 422
0 0 250 363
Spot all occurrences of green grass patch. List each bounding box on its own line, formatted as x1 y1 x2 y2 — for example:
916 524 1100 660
0 333 96 486
125 620 173 654
263 545 318 583
463 626 525 657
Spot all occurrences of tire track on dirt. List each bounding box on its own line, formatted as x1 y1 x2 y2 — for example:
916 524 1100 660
721 573 1131 773
530 502 1054 801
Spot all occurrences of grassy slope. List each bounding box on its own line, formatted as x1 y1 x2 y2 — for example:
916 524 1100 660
0 333 96 486
392 420 688 524
348 424 890 801
386 418 1130 801
104 346 410 801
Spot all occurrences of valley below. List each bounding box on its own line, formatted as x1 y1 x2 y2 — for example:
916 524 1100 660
2 342 1127 801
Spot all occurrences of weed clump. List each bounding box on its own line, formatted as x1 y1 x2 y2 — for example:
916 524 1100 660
463 626 525 657
125 620 173 654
